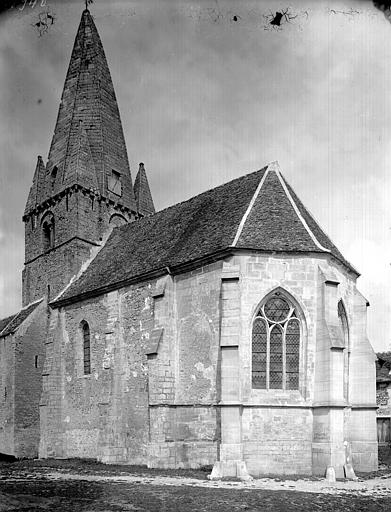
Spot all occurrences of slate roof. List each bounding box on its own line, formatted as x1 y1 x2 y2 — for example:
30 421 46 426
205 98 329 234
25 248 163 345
0 300 43 338
54 162 357 306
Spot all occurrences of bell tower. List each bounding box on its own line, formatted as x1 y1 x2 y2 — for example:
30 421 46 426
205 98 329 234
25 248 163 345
22 8 152 305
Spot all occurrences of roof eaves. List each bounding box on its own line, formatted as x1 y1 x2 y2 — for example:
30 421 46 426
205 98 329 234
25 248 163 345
51 267 169 308
51 247 234 309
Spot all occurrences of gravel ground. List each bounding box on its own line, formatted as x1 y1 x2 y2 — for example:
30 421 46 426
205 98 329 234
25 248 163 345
0 458 391 511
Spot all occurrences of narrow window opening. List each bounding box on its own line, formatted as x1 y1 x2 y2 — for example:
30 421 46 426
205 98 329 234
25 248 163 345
42 213 55 251
50 166 58 188
81 321 91 375
34 355 39 368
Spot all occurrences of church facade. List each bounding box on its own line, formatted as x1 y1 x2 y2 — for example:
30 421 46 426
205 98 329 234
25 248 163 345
0 8 378 478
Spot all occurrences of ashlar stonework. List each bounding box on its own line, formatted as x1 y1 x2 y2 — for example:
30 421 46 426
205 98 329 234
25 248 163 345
0 8 377 479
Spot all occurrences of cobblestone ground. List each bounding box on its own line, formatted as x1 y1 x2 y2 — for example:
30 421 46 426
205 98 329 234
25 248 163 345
0 459 391 512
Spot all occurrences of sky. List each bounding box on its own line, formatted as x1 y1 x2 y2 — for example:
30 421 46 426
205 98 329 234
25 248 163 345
0 0 390 351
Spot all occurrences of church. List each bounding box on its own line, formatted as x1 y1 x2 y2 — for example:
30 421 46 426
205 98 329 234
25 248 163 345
0 7 378 478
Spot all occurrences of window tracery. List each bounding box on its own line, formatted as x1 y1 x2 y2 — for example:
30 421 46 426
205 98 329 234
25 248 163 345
252 293 301 390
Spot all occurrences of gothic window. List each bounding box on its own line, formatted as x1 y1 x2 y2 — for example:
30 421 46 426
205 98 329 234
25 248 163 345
252 292 301 390
108 170 122 196
338 300 349 400
42 213 55 251
81 321 91 375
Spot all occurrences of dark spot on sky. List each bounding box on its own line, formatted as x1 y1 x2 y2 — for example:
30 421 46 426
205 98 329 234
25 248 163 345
37 99 42 104
270 12 284 26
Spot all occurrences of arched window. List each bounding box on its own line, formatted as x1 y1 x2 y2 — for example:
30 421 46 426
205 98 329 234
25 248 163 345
338 300 349 400
109 213 127 228
252 292 301 390
81 321 91 375
42 213 55 251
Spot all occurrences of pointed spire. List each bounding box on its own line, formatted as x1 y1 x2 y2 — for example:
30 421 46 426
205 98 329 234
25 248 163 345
134 163 155 216
24 156 46 216
43 8 136 209
64 122 99 191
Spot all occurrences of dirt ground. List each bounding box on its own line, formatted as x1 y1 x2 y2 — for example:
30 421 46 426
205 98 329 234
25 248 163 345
1 458 391 512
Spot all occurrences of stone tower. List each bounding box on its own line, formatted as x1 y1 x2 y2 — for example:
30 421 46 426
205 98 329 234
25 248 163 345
22 8 154 306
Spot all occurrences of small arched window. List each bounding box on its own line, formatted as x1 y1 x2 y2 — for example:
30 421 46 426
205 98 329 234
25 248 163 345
42 213 55 251
81 321 91 375
109 213 127 228
252 292 301 390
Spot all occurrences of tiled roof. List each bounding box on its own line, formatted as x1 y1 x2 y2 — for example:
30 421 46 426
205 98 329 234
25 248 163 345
0 314 15 334
0 300 43 338
55 162 357 305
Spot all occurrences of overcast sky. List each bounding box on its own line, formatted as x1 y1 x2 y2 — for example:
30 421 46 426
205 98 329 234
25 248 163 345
0 0 390 351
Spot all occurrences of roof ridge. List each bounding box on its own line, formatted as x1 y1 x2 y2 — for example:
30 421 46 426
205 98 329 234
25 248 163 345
274 166 330 253
19 297 43 311
118 166 268 233
231 166 270 246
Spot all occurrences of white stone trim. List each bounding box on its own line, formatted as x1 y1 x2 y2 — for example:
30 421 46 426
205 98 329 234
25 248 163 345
274 166 330 253
231 166 270 247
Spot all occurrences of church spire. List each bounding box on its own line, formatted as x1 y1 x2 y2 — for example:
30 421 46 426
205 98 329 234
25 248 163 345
22 8 142 307
24 156 45 216
134 163 155 216
44 8 136 210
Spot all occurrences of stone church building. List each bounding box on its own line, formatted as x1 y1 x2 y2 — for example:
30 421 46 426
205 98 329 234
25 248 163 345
0 8 378 478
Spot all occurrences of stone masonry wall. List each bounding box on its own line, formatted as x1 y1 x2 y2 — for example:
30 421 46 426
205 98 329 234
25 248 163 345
0 335 15 455
226 252 376 475
148 263 223 468
41 281 153 463
14 302 47 457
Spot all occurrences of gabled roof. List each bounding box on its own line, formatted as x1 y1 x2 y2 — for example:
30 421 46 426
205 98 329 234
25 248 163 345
54 162 357 306
0 300 43 338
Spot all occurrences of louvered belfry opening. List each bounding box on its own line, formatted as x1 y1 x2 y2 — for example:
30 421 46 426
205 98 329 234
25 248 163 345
252 293 300 390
